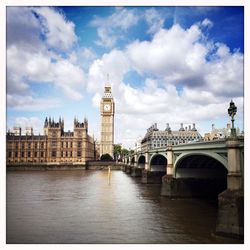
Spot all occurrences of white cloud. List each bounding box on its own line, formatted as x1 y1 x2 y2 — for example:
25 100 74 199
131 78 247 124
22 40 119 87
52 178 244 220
96 27 117 48
7 94 61 111
7 46 54 83
127 24 206 83
90 7 139 47
145 8 165 34
82 48 97 60
7 73 29 94
7 7 41 50
69 48 98 71
126 23 243 99
52 59 85 100
32 7 77 51
201 18 213 28
205 44 243 97
7 45 86 101
92 93 102 107
10 117 43 135
7 7 86 110
182 87 222 105
87 49 130 95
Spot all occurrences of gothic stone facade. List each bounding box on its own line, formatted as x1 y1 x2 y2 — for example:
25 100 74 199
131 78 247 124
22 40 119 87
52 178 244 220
6 118 96 165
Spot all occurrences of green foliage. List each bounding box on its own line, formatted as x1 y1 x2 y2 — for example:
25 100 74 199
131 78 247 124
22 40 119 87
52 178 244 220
100 153 113 161
129 149 134 155
121 148 129 156
114 144 130 161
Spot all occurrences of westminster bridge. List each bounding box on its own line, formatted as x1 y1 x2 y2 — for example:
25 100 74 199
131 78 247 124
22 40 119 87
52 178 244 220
123 138 244 187
123 136 244 238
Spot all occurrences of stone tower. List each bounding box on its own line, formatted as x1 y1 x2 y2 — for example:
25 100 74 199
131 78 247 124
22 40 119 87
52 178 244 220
100 82 115 158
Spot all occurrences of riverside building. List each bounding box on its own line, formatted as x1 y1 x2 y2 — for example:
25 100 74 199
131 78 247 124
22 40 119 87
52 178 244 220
141 123 202 151
6 117 96 165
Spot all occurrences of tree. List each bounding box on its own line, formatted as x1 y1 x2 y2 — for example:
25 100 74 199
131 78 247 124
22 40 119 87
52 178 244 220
114 144 122 154
100 153 113 161
129 149 134 155
121 148 129 156
114 144 122 161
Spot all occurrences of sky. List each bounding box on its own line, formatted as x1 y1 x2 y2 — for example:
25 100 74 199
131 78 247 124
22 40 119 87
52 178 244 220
6 6 244 149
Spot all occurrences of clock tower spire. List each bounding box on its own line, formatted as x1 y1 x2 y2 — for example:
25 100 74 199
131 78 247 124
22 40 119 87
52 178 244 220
100 79 115 158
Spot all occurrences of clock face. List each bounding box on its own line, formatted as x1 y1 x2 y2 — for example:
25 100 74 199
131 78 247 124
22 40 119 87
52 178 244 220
104 104 111 112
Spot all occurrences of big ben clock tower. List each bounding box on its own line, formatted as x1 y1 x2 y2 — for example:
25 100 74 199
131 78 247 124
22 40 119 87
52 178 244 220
100 82 115 158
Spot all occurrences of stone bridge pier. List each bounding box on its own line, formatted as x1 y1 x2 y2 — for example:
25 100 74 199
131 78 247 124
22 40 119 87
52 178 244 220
141 152 167 184
131 154 147 177
215 137 243 239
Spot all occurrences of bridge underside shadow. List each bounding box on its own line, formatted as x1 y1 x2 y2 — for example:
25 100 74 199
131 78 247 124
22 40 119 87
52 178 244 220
142 154 167 184
162 155 228 199
138 155 146 169
130 155 146 177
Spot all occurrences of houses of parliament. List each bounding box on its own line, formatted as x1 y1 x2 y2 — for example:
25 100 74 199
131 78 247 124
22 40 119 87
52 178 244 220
6 84 115 165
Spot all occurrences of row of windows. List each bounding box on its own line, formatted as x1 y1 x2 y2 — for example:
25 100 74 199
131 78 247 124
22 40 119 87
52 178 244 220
8 151 45 158
152 135 200 140
50 141 83 148
51 151 82 157
152 138 193 143
9 141 83 149
151 139 198 148
52 141 81 148
9 142 45 149
8 151 83 158
8 159 45 163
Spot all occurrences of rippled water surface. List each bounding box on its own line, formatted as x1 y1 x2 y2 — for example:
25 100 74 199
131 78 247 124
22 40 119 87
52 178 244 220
7 170 241 244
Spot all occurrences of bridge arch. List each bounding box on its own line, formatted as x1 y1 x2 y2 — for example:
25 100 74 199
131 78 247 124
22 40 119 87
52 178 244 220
126 158 129 164
149 153 167 172
174 151 228 176
174 152 228 197
131 156 135 165
138 155 146 169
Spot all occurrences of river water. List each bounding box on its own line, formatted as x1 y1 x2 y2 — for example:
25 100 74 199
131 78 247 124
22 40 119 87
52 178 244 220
6 170 241 244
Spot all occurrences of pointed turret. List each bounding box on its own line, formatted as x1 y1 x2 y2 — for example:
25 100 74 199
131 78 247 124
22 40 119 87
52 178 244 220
165 123 171 133
44 117 48 128
179 123 185 131
84 117 88 131
191 123 197 131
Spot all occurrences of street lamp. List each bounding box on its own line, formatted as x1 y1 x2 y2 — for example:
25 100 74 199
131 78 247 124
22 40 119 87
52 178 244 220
228 100 237 137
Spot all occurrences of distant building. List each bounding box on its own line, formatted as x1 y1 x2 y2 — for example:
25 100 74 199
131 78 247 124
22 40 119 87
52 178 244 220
141 123 202 151
6 117 96 164
134 136 143 153
12 127 21 136
25 127 33 136
204 123 243 141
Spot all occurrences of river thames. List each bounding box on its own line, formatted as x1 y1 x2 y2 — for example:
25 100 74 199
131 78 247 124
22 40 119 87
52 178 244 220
6 170 242 244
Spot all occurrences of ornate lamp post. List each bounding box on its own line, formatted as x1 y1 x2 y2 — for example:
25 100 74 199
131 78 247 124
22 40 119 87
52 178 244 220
228 100 237 137
215 100 243 239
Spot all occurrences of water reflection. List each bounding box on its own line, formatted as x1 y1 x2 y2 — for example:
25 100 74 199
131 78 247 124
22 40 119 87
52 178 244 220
7 170 241 244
